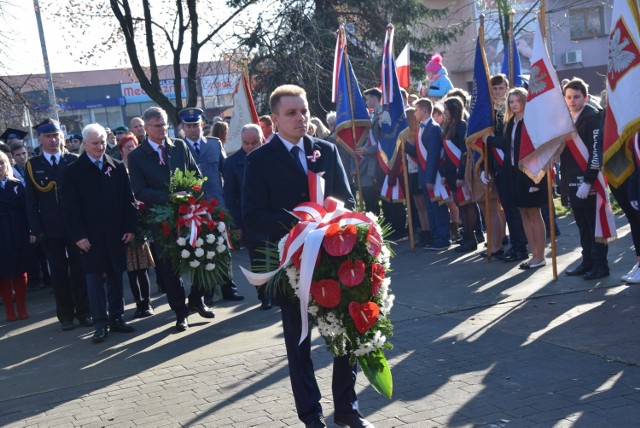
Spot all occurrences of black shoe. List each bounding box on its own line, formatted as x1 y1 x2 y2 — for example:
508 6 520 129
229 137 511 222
584 268 610 280
503 249 528 262
305 416 327 428
132 302 145 319
334 413 374 428
416 231 432 247
176 316 189 332
188 302 215 318
78 314 94 327
60 320 75 331
454 240 477 253
142 301 155 317
475 230 485 244
260 297 272 310
92 327 109 343
480 248 504 259
221 288 244 301
566 264 591 276
109 317 135 333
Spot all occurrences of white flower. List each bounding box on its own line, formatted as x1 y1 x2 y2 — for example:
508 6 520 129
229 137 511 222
216 236 224 246
365 212 379 223
278 235 288 260
194 248 205 258
217 222 226 233
189 260 200 268
205 263 216 271
195 238 204 248
216 244 226 253
206 234 216 244
307 305 319 316
180 249 190 259
206 251 216 259
176 237 187 246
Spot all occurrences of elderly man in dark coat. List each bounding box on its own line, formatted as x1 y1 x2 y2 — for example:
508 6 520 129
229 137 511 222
62 123 137 343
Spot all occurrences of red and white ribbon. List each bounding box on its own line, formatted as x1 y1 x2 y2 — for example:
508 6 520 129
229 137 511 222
240 197 381 344
181 203 209 247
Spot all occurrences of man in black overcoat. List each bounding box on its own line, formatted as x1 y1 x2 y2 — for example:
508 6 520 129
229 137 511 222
242 85 372 428
62 124 137 343
25 118 92 331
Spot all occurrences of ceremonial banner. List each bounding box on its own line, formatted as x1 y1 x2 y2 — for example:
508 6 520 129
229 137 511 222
465 27 494 169
227 72 259 154
377 24 409 202
501 33 523 87
603 0 640 187
519 20 573 182
332 26 372 154
396 43 411 89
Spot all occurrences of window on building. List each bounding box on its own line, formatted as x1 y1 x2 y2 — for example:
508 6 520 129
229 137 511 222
569 7 606 40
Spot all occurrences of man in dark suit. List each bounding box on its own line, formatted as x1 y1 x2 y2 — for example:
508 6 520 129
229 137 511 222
242 85 371 428
179 107 243 302
562 78 608 279
223 123 267 307
128 107 214 332
62 124 137 343
406 98 450 250
25 118 92 331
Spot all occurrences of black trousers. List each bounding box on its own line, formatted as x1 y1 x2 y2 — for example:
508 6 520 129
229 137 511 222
611 182 640 256
495 172 528 249
572 204 609 270
45 236 90 322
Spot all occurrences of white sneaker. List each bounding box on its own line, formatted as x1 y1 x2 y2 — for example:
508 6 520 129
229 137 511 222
621 263 639 281
627 266 640 284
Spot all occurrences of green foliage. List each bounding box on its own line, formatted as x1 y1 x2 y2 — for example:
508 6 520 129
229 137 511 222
359 349 393 398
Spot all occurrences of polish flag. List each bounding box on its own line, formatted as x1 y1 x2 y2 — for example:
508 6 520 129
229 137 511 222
396 43 410 89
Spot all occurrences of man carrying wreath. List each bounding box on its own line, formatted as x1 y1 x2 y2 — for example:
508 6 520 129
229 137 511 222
242 85 373 428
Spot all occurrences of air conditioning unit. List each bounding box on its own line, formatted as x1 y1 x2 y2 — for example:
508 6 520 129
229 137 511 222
564 50 583 65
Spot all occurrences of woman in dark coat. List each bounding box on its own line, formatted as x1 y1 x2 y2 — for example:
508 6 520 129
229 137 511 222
0 151 34 321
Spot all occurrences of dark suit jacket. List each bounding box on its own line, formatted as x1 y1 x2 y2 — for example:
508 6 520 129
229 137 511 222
186 136 225 206
62 153 137 273
0 179 30 277
223 148 246 231
25 152 78 239
127 137 201 207
242 135 355 242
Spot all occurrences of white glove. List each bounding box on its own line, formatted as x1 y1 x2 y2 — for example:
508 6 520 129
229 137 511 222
480 171 492 185
631 200 639 210
576 182 591 199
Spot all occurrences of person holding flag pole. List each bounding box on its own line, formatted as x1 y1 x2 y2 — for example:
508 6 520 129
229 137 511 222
332 25 372 212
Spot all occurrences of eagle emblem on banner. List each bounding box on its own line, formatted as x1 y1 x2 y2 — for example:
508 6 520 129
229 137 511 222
608 19 640 90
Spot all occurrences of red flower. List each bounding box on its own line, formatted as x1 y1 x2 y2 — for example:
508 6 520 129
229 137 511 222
161 222 171 236
322 224 357 257
178 204 190 214
348 301 380 333
310 279 341 308
371 263 385 295
338 259 366 287
366 225 382 257
291 247 320 270
136 201 146 212
188 196 197 205
177 217 186 227
192 184 201 192
218 211 226 221
209 198 219 209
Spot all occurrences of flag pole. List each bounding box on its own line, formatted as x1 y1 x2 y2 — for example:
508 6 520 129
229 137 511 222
508 9 515 87
341 28 365 212
480 14 492 262
538 3 558 279
401 140 415 251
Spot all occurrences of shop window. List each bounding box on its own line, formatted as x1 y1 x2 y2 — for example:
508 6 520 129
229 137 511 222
569 7 605 40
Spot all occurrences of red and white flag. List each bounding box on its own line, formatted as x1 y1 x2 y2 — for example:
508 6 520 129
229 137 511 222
603 0 640 188
226 72 260 154
519 20 574 182
396 43 410 89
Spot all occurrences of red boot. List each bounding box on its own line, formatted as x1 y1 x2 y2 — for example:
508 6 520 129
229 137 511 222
0 279 17 322
13 273 29 320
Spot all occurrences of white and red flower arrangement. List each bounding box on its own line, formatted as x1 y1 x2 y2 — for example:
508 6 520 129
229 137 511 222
148 170 231 290
242 197 394 398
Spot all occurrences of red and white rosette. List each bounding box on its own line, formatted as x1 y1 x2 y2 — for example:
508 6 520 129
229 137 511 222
240 197 381 344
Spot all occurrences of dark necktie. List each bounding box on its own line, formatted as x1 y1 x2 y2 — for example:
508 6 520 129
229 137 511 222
193 141 200 156
95 159 102 170
51 156 58 169
290 145 306 174
0 180 5 189
158 144 167 165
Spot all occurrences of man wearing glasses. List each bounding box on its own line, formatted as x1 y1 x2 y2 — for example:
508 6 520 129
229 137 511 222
128 107 212 332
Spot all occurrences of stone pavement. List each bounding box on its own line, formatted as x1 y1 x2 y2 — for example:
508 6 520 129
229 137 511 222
1 214 640 427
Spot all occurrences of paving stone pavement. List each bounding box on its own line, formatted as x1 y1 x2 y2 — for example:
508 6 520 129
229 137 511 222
1 214 640 427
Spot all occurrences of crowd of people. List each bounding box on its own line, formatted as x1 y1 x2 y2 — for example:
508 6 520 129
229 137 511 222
0 67 638 426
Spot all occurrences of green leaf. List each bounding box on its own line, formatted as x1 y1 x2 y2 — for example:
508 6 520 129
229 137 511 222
359 350 393 399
